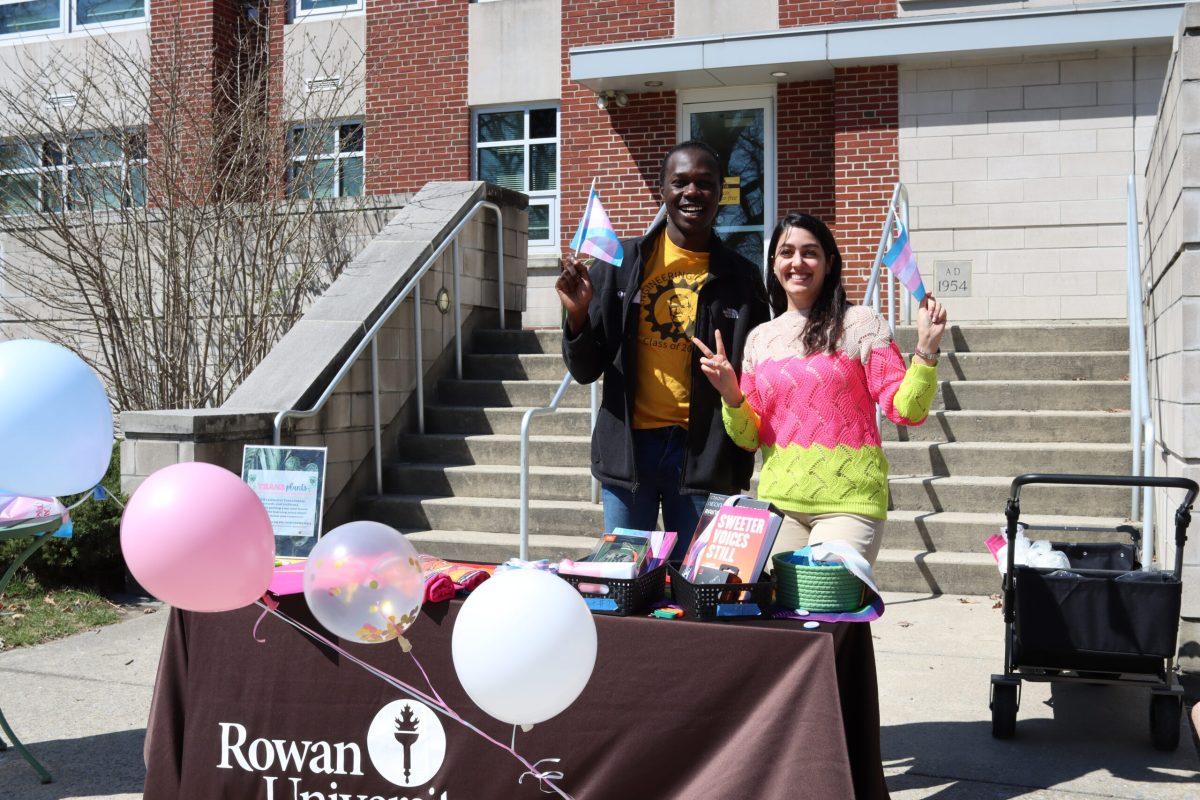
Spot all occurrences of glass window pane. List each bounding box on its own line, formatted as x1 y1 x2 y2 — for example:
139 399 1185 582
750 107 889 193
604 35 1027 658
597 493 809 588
71 134 123 165
0 0 60 34
127 164 145 207
477 145 524 191
529 108 557 139
41 173 63 212
41 141 63 167
312 158 336 199
339 156 363 197
0 173 38 215
339 123 363 154
528 204 550 243
76 0 145 25
530 143 556 192
299 0 356 10
292 126 334 158
476 111 522 144
0 141 38 171
70 166 124 210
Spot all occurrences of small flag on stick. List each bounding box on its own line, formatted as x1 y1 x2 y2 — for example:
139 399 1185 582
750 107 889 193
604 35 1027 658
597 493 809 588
882 217 926 302
569 181 623 267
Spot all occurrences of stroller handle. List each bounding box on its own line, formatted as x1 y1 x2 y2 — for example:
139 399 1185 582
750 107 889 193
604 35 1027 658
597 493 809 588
1008 473 1199 509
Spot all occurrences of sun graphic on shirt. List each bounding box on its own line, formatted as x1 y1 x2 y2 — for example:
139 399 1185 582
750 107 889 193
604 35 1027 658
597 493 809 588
645 274 702 342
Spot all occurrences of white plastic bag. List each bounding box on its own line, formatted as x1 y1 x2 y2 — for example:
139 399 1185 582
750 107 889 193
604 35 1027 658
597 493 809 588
996 527 1071 573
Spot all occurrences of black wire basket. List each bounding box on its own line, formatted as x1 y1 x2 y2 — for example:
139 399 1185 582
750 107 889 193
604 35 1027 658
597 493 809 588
668 564 774 621
559 564 667 616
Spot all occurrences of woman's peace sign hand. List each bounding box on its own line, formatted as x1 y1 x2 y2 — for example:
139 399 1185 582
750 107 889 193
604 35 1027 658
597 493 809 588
693 330 744 407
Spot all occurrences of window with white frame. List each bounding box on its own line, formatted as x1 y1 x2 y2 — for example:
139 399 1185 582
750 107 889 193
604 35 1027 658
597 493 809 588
0 0 145 37
293 0 362 20
289 121 364 199
0 130 146 214
473 106 558 247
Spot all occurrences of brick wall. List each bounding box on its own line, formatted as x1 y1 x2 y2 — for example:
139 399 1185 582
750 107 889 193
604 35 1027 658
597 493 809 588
833 66 899 297
560 0 675 248
777 79 835 222
779 0 893 27
366 0 470 195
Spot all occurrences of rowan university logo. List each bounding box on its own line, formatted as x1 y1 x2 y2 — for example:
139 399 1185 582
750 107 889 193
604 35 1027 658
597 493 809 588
644 273 704 343
367 699 447 787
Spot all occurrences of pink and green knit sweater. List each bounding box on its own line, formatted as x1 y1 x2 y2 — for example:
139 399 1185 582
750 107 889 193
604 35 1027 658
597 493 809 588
722 305 938 520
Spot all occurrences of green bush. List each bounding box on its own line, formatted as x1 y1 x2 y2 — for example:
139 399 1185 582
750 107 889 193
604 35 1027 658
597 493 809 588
0 443 126 592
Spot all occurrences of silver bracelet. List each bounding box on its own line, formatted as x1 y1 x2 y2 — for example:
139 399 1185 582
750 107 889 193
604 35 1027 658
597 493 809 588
914 346 939 364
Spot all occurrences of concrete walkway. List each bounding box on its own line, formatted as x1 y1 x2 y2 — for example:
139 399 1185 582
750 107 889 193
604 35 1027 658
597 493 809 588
0 593 1196 799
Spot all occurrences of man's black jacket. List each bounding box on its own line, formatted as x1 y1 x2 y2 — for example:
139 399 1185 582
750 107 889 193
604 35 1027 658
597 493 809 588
561 223 770 496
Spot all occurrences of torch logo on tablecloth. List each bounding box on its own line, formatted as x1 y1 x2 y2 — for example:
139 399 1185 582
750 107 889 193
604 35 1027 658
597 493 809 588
367 699 446 787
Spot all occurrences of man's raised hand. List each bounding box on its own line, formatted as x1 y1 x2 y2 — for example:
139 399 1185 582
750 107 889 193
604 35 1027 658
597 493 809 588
556 255 593 335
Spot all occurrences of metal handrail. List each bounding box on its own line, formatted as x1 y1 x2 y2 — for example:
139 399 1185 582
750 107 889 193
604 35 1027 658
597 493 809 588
517 205 666 558
863 182 911 431
1126 173 1156 568
273 200 506 496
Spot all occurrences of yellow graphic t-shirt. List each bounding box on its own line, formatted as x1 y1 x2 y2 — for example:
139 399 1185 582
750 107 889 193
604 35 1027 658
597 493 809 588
632 235 709 429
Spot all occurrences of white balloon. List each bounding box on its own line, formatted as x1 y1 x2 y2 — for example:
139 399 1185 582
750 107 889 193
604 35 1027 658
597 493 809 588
0 339 113 497
452 569 597 726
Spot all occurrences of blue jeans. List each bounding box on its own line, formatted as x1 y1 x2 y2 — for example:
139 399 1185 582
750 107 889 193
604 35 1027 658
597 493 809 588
601 426 708 562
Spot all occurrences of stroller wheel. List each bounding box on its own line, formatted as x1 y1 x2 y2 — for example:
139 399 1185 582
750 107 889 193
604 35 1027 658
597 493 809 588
991 682 1018 739
1150 693 1182 751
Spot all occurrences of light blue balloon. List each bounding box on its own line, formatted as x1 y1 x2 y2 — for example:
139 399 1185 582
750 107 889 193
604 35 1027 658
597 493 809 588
0 339 113 497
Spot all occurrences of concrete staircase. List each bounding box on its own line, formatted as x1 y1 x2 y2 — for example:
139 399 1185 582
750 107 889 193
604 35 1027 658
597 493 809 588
359 321 1135 596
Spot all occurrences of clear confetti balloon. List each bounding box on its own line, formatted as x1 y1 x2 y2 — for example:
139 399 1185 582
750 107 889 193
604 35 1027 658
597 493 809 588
303 521 424 644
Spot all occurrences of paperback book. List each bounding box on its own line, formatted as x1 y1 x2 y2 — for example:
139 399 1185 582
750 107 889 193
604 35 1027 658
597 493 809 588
681 495 782 585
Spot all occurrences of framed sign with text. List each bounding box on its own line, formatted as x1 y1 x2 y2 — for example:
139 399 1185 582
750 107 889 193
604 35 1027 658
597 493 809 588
241 445 327 559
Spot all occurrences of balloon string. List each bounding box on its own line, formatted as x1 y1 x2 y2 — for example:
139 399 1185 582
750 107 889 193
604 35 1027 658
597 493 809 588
407 648 446 707
252 593 279 643
253 602 576 800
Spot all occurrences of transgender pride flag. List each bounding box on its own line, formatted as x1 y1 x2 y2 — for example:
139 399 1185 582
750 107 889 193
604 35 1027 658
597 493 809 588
569 185 624 267
882 217 927 302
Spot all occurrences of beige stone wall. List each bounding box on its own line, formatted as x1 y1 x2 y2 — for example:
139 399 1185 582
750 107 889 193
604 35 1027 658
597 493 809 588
674 0 777 37
1143 5 1200 661
283 15 367 120
899 46 1169 320
121 182 529 528
468 0 561 107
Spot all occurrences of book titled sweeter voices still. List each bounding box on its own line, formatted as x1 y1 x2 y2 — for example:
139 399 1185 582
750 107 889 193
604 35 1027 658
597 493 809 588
681 501 779 585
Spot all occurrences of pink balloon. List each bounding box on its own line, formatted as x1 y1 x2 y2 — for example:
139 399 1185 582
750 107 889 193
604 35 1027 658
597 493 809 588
121 462 275 612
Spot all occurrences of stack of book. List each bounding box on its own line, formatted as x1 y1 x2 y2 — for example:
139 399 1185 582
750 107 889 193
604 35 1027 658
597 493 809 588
557 528 677 580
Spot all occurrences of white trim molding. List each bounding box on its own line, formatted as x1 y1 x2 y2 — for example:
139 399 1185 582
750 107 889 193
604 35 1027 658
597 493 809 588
570 0 1186 93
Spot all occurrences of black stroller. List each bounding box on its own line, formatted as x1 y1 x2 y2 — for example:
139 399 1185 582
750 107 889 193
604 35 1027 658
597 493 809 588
990 473 1198 751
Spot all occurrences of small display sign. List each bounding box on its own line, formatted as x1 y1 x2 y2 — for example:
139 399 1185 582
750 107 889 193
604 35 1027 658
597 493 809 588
242 445 327 559
720 175 740 206
934 260 972 297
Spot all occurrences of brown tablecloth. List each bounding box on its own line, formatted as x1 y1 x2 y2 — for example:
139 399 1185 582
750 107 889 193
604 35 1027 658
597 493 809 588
143 596 890 800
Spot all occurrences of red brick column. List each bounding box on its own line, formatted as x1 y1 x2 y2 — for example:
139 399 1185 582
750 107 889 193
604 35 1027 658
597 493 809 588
560 0 675 249
833 65 899 299
777 79 835 222
778 0 893 27
148 0 245 201
366 0 470 195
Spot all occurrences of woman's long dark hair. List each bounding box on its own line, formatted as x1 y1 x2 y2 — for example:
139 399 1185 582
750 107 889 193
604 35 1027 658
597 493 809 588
765 213 848 355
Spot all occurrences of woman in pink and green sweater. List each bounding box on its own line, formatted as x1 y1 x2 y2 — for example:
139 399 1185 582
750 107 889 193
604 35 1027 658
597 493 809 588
693 213 947 566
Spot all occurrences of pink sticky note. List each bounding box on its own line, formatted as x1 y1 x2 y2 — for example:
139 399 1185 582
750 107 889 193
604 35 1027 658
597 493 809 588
269 562 307 596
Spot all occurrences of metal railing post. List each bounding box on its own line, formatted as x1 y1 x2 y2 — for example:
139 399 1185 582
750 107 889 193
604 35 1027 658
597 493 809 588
414 282 424 434
371 338 383 495
590 381 600 504
494 205 506 330
453 239 463 379
519 374 574 559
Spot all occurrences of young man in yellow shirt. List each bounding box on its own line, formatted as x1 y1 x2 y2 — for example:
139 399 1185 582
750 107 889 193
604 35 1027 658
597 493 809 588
557 142 769 558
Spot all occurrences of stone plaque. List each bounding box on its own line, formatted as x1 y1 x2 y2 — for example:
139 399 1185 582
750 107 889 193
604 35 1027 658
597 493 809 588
934 260 972 297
